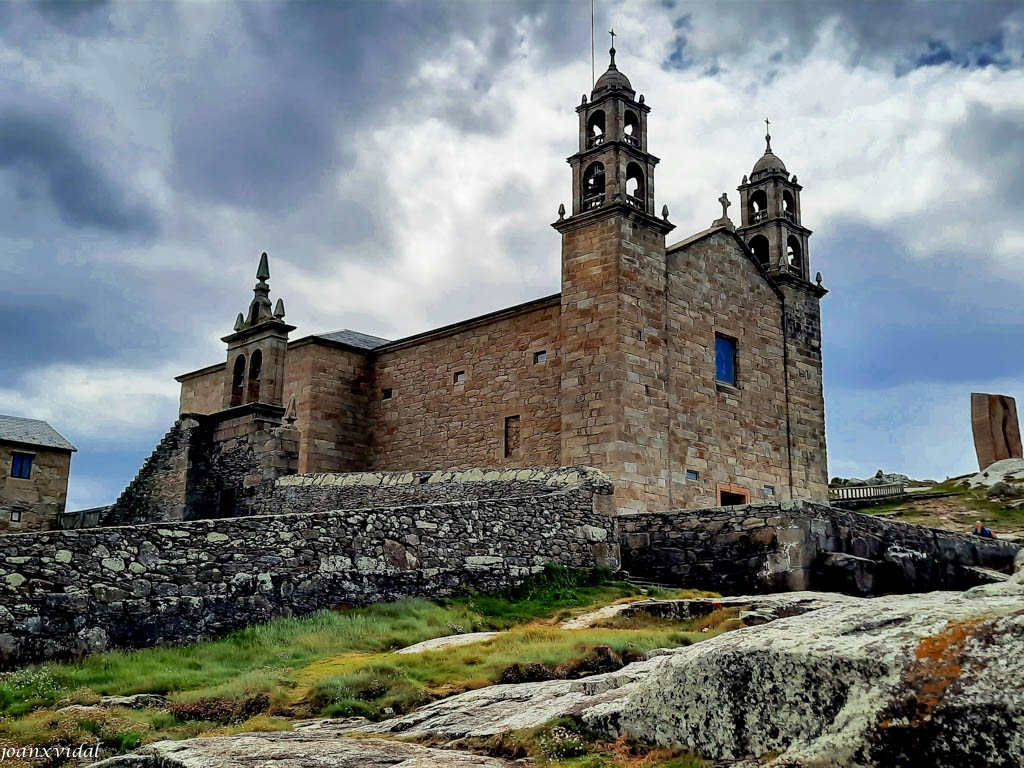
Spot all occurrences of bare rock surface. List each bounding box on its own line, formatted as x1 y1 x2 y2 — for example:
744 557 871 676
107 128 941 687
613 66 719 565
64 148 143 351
363 586 1024 767
395 631 500 654
88 731 515 767
968 457 1024 488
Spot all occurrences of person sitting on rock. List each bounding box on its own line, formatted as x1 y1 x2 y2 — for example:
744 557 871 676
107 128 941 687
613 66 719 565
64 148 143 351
973 521 995 538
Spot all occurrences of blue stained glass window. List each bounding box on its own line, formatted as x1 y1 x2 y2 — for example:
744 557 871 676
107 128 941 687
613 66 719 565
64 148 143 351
10 452 32 479
715 335 736 385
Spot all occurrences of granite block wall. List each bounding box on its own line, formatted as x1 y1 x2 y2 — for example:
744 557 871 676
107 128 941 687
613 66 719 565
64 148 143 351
0 477 616 668
619 500 1019 595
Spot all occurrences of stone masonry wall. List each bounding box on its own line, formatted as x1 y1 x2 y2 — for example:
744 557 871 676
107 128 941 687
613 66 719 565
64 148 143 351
370 300 561 471
103 418 199 526
0 476 617 668
665 231 792 508
619 500 1019 595
257 466 615 516
0 445 72 533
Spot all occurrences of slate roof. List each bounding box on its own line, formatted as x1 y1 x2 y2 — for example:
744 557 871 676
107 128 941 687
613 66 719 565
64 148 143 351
0 415 77 452
313 329 392 350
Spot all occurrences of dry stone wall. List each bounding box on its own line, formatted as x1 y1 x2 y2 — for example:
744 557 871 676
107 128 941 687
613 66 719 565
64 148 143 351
619 500 1019 595
0 476 616 668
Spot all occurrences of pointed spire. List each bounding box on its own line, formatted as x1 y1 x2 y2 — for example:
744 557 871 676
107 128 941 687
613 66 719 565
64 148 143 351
273 298 286 320
256 251 270 282
284 393 297 424
234 313 244 331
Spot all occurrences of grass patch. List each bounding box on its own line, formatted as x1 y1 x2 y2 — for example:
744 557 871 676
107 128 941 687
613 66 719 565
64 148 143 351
0 568 733 762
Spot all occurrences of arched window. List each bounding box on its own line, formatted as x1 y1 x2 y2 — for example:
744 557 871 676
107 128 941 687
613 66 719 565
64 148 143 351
626 162 645 209
230 355 246 407
623 110 640 147
246 349 263 403
749 189 768 223
749 235 770 267
782 190 796 221
786 236 803 274
586 110 605 148
582 162 606 210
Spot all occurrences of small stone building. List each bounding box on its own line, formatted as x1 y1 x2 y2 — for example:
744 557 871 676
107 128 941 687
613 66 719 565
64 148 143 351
0 415 77 532
162 46 828 516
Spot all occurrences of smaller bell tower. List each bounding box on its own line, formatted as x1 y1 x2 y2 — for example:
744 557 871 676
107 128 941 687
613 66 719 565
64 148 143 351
736 122 813 282
221 252 295 410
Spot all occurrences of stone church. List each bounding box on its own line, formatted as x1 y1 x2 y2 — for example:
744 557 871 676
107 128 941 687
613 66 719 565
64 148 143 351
169 46 828 516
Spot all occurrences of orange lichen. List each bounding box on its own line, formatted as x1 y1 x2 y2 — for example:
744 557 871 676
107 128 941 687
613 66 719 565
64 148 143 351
880 618 986 729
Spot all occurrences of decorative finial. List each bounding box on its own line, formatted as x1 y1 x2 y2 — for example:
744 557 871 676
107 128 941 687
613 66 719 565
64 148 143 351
234 313 244 331
764 117 772 153
256 251 270 282
608 29 617 67
661 204 669 221
284 393 297 424
815 272 823 286
273 298 286 319
742 174 748 184
638 94 644 104
791 175 798 183
558 203 566 221
718 193 731 220
581 93 587 105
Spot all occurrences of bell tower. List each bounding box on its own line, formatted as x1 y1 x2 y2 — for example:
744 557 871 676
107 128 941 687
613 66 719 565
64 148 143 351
736 122 813 282
554 40 675 514
221 252 295 411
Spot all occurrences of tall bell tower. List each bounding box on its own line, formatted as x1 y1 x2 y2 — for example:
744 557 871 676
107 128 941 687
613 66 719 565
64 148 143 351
736 123 813 281
554 41 675 514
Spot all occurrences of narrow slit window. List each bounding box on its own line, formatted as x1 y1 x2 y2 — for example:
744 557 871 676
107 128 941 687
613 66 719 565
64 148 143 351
533 350 547 364
504 415 521 458
764 485 775 497
686 469 699 481
10 452 32 479
9 509 22 523
454 371 467 384
715 335 737 386
382 388 393 400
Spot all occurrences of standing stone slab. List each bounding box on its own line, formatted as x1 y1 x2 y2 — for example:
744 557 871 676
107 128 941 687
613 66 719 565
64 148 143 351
972 392 1023 471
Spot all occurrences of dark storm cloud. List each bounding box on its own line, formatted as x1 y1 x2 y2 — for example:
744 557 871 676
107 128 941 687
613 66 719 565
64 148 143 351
0 110 158 235
821 223 1024 389
661 0 1022 73
170 0 589 214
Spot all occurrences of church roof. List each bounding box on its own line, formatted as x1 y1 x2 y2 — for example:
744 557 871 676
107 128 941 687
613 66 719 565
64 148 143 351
0 414 77 452
314 329 391 350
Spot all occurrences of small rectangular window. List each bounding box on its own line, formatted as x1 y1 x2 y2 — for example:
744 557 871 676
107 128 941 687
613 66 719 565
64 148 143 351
10 452 32 479
454 371 467 384
686 469 699 481
9 509 22 523
715 335 737 386
764 485 775 497
504 415 521 458
533 350 547 364
382 388 393 400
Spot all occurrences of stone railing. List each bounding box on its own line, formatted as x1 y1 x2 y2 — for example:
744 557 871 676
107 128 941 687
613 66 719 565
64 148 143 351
828 483 906 502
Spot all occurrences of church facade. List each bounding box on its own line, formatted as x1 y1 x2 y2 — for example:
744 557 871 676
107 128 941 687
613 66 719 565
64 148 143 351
174 48 828 514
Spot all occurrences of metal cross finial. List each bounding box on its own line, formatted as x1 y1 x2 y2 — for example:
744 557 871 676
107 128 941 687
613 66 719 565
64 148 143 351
764 117 772 152
608 28 616 49
718 193 731 219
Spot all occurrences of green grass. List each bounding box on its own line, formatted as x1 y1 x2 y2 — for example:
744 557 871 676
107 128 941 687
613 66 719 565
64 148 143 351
0 567 729 763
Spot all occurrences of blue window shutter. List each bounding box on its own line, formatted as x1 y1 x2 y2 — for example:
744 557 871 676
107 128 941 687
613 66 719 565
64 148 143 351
23 454 32 478
10 454 20 477
716 336 736 385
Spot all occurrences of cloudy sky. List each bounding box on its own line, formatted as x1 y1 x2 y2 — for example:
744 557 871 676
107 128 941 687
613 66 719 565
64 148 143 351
1 0 1022 509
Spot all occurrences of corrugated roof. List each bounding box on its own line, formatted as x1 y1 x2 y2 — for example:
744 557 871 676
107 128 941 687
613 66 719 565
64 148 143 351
314 329 392 350
0 414 77 452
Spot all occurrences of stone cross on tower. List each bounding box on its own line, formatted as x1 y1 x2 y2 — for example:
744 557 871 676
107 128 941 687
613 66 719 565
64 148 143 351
713 192 735 231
